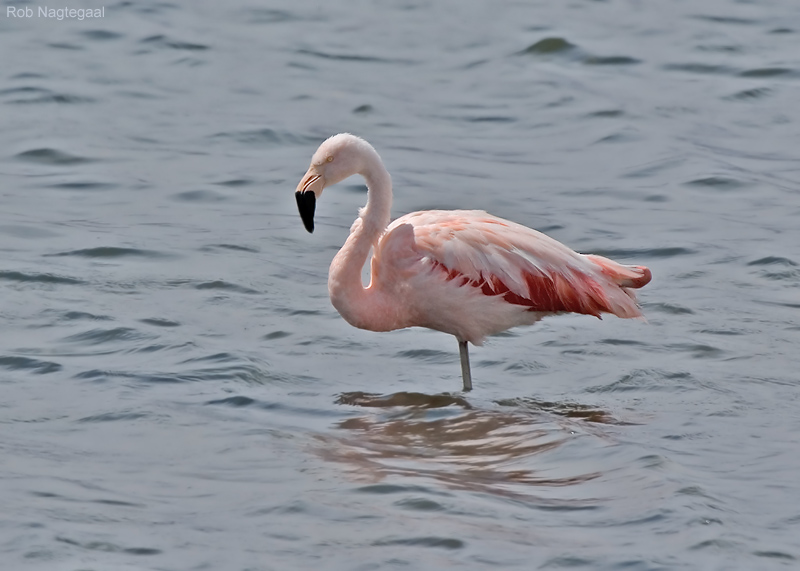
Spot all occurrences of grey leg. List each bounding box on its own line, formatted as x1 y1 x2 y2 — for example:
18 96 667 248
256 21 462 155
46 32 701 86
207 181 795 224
458 339 473 391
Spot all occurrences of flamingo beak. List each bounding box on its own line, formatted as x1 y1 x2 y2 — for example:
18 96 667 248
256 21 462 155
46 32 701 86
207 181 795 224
295 167 324 233
295 190 316 233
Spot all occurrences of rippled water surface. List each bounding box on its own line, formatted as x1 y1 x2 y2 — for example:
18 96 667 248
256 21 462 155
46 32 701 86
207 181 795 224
2 0 800 569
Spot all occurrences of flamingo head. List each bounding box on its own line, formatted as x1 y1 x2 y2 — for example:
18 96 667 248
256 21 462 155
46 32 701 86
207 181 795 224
295 133 372 233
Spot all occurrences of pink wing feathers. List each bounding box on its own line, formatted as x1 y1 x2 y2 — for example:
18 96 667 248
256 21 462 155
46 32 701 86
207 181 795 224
382 210 651 319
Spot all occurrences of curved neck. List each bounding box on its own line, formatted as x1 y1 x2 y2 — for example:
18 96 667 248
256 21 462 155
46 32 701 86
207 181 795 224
327 155 397 332
359 154 392 235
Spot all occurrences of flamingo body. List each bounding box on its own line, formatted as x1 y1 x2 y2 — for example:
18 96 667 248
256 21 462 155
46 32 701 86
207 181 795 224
296 134 651 390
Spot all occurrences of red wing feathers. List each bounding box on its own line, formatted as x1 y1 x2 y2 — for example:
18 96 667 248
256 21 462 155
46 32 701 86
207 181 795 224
431 260 613 317
386 211 650 319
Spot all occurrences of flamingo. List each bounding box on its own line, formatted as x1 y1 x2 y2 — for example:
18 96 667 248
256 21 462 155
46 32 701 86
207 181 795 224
295 134 651 391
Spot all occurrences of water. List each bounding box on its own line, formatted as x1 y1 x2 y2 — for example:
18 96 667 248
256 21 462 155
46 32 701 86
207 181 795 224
2 0 799 569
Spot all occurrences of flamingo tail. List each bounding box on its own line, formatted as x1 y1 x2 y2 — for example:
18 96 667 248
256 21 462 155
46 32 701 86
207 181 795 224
585 255 652 289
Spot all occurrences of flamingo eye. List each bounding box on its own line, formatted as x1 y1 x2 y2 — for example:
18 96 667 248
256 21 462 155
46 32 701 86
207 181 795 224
326 156 334 162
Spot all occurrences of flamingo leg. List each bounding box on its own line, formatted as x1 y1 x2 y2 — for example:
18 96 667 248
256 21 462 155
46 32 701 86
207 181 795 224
458 340 473 392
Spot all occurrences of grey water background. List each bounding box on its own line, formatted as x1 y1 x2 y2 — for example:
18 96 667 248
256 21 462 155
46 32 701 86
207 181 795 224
1 0 799 569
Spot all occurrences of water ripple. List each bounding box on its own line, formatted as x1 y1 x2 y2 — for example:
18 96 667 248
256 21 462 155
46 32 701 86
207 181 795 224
589 246 694 259
725 87 772 101
685 176 749 190
47 247 170 259
747 256 797 267
663 63 739 75
63 327 154 346
646 302 695 315
80 29 123 41
740 67 798 78
583 56 640 66
0 355 62 374
1 87 94 105
0 270 84 285
55 536 161 556
72 353 286 386
239 8 299 24
172 189 228 202
48 181 118 191
139 317 181 327
521 37 576 55
586 369 696 393
692 14 759 25
205 395 255 407
337 391 471 409
372 536 464 550
15 148 92 165
209 127 319 147
520 37 640 66
77 411 153 422
194 280 259 294
139 34 209 51
296 48 414 64
59 311 113 321
394 349 454 364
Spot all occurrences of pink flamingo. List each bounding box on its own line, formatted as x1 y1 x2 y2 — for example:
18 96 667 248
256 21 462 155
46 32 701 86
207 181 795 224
295 134 652 391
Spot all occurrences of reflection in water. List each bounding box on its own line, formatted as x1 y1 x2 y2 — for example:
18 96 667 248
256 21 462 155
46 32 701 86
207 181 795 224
317 392 626 504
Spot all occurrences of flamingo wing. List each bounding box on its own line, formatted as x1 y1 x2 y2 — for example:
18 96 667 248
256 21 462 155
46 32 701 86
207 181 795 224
383 210 651 319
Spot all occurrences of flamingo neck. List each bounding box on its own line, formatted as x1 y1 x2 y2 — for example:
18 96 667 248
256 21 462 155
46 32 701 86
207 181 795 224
328 157 397 332
359 153 392 235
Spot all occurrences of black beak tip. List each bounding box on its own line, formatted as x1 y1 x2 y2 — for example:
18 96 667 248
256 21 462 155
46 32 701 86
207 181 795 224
295 191 316 233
